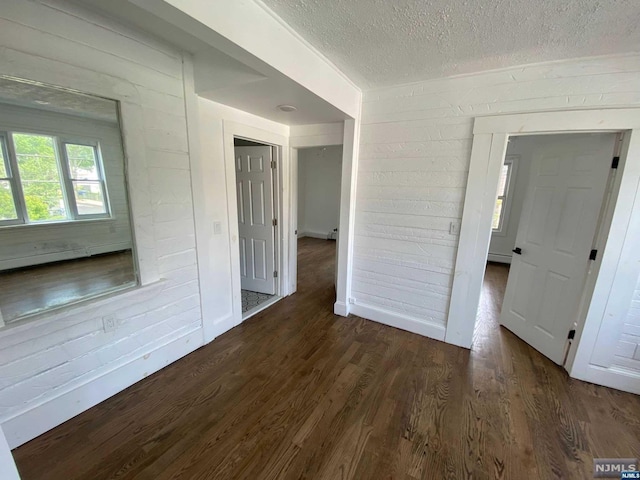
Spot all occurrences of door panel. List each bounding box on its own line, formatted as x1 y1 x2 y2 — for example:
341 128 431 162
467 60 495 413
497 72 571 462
235 145 276 295
500 133 616 364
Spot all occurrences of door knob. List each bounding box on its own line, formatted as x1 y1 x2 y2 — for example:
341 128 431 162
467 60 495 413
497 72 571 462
512 247 522 255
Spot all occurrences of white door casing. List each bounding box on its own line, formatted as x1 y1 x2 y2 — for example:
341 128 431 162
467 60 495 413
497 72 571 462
235 145 276 295
500 133 616 364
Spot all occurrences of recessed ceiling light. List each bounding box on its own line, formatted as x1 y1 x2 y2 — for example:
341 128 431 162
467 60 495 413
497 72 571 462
277 104 297 112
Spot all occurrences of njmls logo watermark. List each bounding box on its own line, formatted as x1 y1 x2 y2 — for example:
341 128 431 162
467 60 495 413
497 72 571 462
594 458 638 478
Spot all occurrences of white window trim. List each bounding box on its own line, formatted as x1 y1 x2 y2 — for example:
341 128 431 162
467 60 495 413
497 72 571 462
491 154 519 237
0 132 26 226
0 129 111 226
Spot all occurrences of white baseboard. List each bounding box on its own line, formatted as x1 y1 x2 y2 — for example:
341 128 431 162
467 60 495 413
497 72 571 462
350 302 446 341
2 327 203 448
334 300 349 316
572 364 640 395
299 231 329 240
487 253 512 264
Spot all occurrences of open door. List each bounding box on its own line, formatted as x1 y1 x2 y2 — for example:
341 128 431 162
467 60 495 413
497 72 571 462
499 133 616 364
235 145 276 295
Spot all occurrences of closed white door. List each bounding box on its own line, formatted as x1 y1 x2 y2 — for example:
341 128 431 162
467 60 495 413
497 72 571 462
499 133 616 364
235 145 276 295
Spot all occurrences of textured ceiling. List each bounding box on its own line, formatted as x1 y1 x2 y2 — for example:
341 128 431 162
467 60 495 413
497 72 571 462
260 0 640 88
0 77 118 123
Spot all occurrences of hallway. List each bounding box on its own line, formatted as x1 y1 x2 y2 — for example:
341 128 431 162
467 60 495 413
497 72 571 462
12 239 640 479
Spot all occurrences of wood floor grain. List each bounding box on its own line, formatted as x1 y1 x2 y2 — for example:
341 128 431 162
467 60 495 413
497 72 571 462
0 250 136 322
12 241 640 479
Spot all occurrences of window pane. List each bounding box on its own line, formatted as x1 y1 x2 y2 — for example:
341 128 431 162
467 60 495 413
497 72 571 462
0 180 17 220
66 144 99 180
73 181 106 215
497 164 509 196
492 198 503 230
13 133 67 222
0 139 7 178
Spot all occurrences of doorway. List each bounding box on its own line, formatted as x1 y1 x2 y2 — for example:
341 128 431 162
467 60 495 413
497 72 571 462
233 137 282 319
474 132 619 365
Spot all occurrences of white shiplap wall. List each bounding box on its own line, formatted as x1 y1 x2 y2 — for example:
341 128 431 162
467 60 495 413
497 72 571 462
613 276 640 370
0 0 203 447
0 104 132 271
355 54 640 337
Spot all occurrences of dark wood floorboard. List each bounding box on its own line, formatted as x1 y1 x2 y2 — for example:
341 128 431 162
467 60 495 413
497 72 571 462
12 239 640 479
0 250 136 322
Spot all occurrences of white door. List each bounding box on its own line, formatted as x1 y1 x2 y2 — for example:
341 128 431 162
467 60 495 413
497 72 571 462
499 133 616 364
235 145 276 295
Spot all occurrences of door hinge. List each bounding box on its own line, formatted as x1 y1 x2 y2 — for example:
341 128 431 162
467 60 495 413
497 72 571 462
589 249 598 261
272 218 277 227
271 160 276 169
273 270 278 278
567 329 576 340
612 156 620 169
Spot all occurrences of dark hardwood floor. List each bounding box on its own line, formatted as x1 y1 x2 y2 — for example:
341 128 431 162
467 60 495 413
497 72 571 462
0 250 136 322
12 239 640 479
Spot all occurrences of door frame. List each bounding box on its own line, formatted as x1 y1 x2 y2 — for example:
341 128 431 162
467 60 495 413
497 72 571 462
445 108 640 383
223 121 290 326
289 124 346 296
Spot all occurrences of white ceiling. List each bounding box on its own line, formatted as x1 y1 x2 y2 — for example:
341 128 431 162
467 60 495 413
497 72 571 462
76 0 348 126
260 0 640 88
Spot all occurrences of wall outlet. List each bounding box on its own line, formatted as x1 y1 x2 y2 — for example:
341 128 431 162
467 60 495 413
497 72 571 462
449 221 460 235
103 315 117 332
348 297 355 304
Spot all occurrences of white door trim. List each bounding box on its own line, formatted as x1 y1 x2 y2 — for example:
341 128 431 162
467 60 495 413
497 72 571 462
222 121 289 328
446 108 640 390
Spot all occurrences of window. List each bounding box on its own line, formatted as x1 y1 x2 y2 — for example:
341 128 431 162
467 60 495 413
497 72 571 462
492 158 515 232
0 131 109 226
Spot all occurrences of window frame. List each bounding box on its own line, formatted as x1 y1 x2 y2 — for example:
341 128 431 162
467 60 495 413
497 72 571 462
491 154 518 236
0 132 27 226
0 129 111 227
60 138 111 220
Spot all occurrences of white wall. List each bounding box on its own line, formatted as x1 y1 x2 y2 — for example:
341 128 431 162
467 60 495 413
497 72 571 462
297 145 342 238
0 0 203 449
355 54 640 338
0 104 132 271
194 97 289 338
612 274 640 370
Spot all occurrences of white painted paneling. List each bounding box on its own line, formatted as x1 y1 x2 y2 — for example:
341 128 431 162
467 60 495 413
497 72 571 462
0 0 204 448
0 104 132 270
195 98 289 340
356 55 640 337
298 145 342 238
611 275 640 371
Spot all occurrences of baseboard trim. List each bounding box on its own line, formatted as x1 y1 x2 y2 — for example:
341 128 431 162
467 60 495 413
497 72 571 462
350 302 446 342
334 300 349 316
487 253 512 264
572 364 640 395
2 327 203 449
300 231 330 240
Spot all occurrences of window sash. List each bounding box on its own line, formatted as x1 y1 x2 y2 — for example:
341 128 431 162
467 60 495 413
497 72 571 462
0 130 111 226
61 141 110 219
492 159 514 233
0 132 27 226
